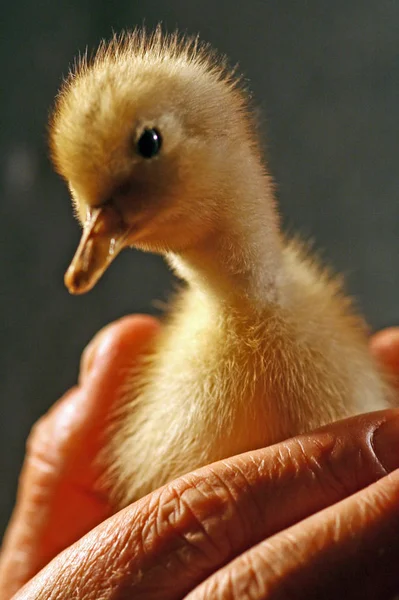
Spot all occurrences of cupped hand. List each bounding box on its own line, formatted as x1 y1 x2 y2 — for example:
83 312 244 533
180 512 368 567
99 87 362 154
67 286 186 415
1 323 399 599
0 315 160 599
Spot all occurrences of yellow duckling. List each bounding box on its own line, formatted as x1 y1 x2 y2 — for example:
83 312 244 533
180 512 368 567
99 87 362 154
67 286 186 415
50 29 394 505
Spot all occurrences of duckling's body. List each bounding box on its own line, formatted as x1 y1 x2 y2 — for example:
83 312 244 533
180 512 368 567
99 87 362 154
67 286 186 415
50 29 393 506
110 241 391 502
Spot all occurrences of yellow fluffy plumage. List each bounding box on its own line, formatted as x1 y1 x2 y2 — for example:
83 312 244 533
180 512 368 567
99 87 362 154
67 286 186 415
50 28 394 505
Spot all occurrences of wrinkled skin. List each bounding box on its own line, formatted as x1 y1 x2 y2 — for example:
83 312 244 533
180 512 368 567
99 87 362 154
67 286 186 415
1 317 399 599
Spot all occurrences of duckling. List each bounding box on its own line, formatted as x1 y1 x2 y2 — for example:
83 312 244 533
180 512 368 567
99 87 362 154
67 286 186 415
49 29 394 505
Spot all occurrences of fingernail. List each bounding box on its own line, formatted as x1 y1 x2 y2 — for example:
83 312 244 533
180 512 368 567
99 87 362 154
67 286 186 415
372 412 399 473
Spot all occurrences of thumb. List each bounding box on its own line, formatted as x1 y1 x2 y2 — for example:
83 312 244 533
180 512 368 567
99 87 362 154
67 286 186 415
370 327 399 381
0 315 159 600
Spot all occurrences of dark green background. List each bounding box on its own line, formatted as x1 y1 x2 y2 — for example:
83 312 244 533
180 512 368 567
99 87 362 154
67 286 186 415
1 0 398 537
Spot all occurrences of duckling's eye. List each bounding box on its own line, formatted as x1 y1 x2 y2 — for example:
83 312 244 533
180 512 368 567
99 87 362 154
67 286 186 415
137 128 162 159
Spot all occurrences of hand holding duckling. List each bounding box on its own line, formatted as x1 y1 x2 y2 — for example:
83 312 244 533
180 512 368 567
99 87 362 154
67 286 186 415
2 320 399 600
50 29 395 507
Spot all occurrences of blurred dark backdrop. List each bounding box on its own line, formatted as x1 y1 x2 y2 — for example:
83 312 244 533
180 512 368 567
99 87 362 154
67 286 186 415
1 0 398 537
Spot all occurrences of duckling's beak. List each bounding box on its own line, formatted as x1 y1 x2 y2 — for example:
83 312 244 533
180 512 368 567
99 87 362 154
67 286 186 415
65 205 129 294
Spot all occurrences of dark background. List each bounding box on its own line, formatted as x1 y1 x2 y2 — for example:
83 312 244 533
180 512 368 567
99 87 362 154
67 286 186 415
1 0 398 537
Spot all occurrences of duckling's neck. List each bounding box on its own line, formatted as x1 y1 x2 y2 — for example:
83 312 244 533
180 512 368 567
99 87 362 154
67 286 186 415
167 168 284 310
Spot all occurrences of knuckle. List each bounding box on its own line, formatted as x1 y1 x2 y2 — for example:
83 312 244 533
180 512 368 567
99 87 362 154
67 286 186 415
288 434 359 498
170 475 234 559
230 551 269 600
26 415 49 453
139 471 240 571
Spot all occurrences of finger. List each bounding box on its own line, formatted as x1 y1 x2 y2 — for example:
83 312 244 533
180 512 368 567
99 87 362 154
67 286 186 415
188 470 399 600
14 409 399 600
370 327 399 381
31 314 160 449
0 315 160 600
78 314 160 385
55 315 161 471
24 315 159 496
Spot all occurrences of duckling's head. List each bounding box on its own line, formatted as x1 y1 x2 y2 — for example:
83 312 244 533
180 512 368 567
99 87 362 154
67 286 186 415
50 29 260 294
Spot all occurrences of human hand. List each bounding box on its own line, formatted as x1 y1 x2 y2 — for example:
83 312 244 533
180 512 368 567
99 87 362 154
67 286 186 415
2 323 399 599
0 315 160 599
